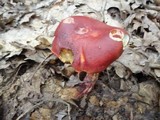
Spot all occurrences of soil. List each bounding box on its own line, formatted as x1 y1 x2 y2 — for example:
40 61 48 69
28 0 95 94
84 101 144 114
0 0 160 120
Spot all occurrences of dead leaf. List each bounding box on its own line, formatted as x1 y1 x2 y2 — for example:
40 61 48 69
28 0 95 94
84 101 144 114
74 4 103 21
30 108 52 120
113 62 128 78
105 0 121 11
152 41 160 53
120 0 132 12
123 14 136 27
59 87 79 100
142 16 159 34
45 2 76 22
81 0 104 12
33 0 57 9
62 65 75 77
17 67 47 101
0 27 42 58
11 41 35 50
19 12 35 24
0 60 10 69
154 69 160 77
89 96 99 106
143 32 159 46
1 0 160 119
24 50 51 63
134 81 160 113
118 49 145 73
66 75 82 87
55 110 67 120
154 0 160 5
104 12 123 28
80 95 87 108
0 40 22 59
36 35 52 49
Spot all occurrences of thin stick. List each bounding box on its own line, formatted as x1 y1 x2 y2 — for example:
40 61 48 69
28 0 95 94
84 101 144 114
16 98 72 120
144 4 160 11
101 0 108 22
29 53 52 82
16 101 44 120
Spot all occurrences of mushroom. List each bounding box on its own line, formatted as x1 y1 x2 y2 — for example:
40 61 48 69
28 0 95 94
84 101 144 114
52 16 129 99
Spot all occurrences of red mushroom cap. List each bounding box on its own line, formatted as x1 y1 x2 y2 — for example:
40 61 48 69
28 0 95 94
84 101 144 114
52 16 129 74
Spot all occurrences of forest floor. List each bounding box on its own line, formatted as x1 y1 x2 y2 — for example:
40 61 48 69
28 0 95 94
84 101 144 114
0 0 160 120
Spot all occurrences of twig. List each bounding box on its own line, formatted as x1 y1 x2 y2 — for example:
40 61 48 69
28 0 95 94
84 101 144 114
16 101 44 120
6 64 22 86
16 98 72 120
101 0 108 22
29 53 52 83
144 4 160 11
0 64 22 95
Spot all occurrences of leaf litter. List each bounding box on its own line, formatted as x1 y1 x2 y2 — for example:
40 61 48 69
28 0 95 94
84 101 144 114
0 0 160 120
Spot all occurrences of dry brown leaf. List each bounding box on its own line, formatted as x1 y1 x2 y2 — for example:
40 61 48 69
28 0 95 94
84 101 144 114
1 0 160 119
81 0 104 12
80 95 87 108
104 12 123 28
24 50 51 63
132 19 142 30
142 16 159 34
74 4 103 21
55 109 67 120
105 0 121 11
143 32 159 46
66 75 82 87
154 0 160 5
17 67 47 100
131 0 142 10
118 49 145 73
120 0 132 12
44 2 76 22
62 65 75 77
152 41 160 53
0 40 22 59
59 87 79 100
123 14 136 27
19 12 35 24
138 81 160 110
36 36 52 49
89 96 99 106
0 18 54 59
0 60 10 69
30 108 52 120
113 62 128 78
33 0 57 9
154 69 160 77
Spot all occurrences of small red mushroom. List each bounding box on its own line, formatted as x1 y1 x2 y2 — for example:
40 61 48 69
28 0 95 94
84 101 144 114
52 16 129 99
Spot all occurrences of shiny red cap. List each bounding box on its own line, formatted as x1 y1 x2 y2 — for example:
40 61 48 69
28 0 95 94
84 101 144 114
52 16 129 73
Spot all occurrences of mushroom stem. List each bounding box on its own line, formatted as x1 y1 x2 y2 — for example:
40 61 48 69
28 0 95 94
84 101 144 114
76 73 99 99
